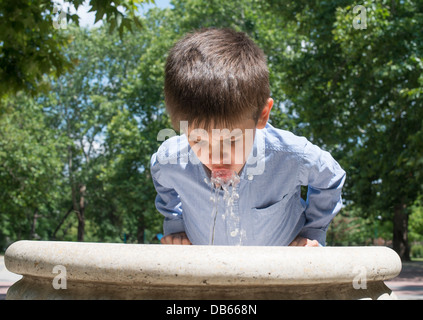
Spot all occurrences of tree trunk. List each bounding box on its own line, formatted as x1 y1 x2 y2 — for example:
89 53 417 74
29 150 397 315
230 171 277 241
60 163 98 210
393 203 410 261
52 206 73 240
30 209 41 240
68 144 85 242
137 214 145 244
77 184 86 242
70 181 85 242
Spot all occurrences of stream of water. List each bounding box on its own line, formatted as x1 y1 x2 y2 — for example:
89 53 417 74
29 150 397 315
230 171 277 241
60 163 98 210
208 169 246 245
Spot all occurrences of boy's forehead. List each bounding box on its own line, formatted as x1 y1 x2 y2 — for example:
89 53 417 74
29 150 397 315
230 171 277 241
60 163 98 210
187 118 256 133
187 119 256 140
198 128 244 140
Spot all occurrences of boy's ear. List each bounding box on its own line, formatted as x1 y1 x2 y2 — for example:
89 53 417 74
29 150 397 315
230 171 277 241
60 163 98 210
256 98 273 129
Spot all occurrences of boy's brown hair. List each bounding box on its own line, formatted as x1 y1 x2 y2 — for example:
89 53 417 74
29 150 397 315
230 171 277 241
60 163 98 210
164 27 270 131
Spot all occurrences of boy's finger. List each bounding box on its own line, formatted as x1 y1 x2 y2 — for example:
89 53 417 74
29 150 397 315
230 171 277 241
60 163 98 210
288 239 297 246
288 236 299 246
172 235 183 245
161 235 171 244
289 236 307 246
305 239 319 247
160 232 191 245
296 237 308 246
181 236 192 245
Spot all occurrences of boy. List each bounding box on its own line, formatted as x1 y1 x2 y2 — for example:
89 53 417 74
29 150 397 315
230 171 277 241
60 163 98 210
150 28 346 246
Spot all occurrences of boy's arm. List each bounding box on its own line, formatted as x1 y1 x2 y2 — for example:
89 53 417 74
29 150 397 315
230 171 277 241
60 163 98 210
153 179 186 237
298 141 346 246
150 154 186 238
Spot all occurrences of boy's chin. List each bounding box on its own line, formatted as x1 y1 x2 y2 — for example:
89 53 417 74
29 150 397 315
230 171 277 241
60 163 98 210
205 164 245 175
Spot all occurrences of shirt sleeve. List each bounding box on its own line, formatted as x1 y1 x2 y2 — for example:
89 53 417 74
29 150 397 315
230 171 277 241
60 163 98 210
150 153 185 236
298 141 346 246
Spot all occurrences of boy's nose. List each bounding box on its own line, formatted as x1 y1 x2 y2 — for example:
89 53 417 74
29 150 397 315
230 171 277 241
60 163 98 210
210 142 231 164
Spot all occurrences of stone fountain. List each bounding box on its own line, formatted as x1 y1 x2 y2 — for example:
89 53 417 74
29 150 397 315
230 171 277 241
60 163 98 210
4 240 401 299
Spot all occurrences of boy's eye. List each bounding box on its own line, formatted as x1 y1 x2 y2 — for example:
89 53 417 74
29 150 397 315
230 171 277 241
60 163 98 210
191 137 203 143
224 138 241 144
193 140 208 145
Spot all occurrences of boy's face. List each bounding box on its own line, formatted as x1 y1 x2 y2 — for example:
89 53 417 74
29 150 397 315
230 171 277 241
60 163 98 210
187 118 257 174
186 98 273 174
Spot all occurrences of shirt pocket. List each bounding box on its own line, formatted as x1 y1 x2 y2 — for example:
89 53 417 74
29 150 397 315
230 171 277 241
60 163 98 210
250 196 290 244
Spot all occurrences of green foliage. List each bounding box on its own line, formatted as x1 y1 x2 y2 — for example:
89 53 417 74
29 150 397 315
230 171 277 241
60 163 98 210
327 205 393 246
0 0 152 99
1 0 421 250
331 0 423 211
410 196 423 242
0 12 169 246
0 92 66 244
411 244 423 259
88 0 147 37
0 0 70 97
40 21 169 243
263 0 422 257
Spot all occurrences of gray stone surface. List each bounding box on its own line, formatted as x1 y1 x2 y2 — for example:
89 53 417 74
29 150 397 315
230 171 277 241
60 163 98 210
4 240 402 300
0 255 22 300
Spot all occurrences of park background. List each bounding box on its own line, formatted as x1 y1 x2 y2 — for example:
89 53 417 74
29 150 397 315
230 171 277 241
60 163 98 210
0 0 422 262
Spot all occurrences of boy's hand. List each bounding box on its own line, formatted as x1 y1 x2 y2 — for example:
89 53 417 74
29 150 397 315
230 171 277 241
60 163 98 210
289 236 319 247
161 232 192 245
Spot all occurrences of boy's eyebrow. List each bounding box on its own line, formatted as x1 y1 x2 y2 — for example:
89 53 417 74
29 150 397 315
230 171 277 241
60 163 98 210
188 128 246 140
229 135 243 141
217 134 245 142
191 136 243 144
211 128 245 141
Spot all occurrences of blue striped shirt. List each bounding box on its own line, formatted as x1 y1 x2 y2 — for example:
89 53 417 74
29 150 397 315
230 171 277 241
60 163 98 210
150 123 346 246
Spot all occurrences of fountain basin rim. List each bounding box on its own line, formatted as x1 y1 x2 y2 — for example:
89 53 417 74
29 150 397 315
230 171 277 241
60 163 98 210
5 240 402 287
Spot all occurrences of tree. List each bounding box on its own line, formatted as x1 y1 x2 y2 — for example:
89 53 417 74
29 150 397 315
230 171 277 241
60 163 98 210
3 0 420 253
265 0 423 260
98 6 178 242
0 93 66 244
40 12 173 242
40 24 142 241
1 5 173 245
0 0 152 100
409 196 423 243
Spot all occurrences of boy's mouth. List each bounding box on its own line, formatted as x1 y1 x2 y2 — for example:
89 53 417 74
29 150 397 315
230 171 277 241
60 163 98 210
211 168 237 185
211 165 232 170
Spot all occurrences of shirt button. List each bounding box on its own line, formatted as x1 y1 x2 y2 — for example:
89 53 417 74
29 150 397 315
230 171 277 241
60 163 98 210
230 229 238 237
248 174 253 181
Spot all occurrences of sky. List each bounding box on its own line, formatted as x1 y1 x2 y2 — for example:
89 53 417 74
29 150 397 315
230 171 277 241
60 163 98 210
54 0 172 28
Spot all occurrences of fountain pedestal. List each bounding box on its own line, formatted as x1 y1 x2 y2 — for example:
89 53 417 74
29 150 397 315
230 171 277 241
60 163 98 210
5 240 401 299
